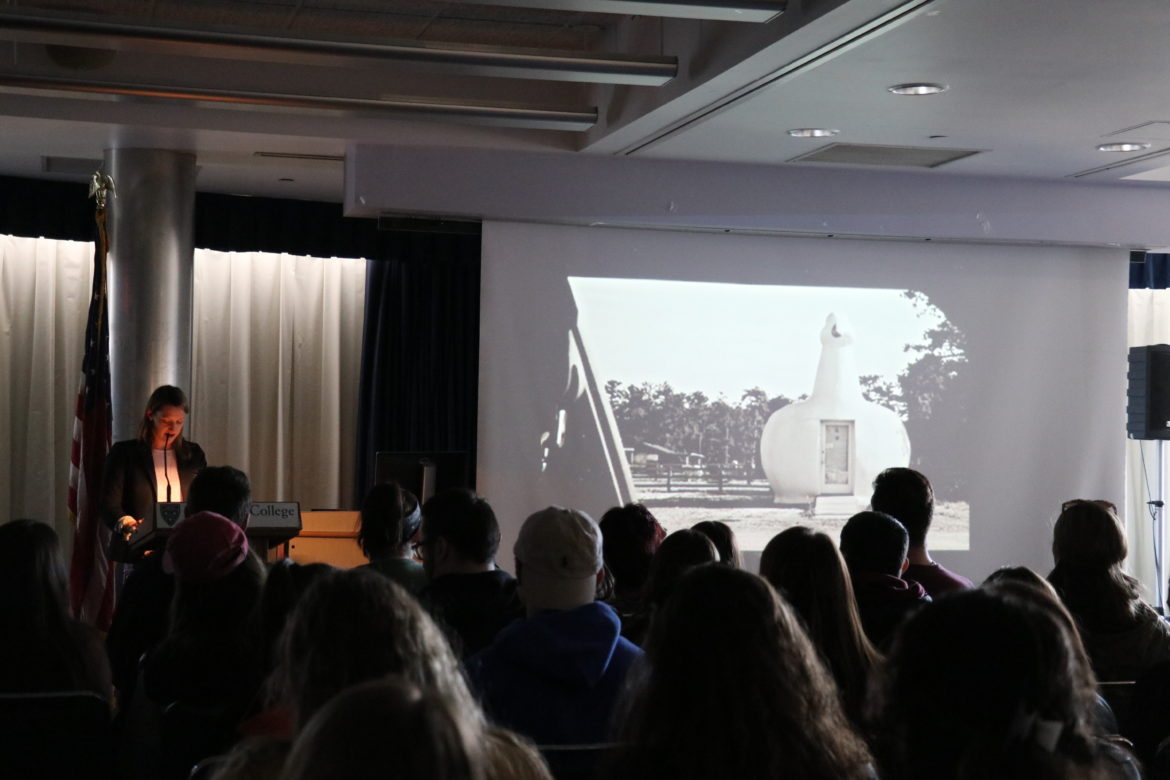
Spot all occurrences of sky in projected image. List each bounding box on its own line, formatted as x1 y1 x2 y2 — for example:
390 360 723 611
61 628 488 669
569 277 946 402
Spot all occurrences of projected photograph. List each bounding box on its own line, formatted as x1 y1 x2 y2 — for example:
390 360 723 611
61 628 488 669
569 278 971 552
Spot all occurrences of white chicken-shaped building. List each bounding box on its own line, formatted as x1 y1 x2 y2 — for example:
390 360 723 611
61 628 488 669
760 313 910 512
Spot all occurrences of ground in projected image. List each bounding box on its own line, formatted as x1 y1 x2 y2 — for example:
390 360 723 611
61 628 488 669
569 278 971 551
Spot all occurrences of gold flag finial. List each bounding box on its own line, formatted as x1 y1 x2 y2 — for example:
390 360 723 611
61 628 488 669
89 171 115 210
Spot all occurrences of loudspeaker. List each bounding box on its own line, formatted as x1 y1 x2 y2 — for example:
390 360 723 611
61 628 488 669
1128 345 1170 439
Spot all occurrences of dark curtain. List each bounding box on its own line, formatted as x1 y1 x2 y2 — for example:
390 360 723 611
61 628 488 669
0 177 482 509
1131 251 1170 290
0 176 95 241
354 232 481 505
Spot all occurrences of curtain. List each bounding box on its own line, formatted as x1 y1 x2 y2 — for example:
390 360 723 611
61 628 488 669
1127 253 1170 600
192 250 366 510
0 235 94 542
355 231 481 504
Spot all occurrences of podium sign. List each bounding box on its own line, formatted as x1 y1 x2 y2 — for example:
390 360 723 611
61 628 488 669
247 502 302 540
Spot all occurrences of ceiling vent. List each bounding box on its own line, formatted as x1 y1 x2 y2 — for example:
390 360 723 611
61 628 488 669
788 143 980 169
41 155 102 176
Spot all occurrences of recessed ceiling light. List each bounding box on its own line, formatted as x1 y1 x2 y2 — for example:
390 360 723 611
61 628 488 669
1096 142 1151 153
888 83 948 96
787 128 840 138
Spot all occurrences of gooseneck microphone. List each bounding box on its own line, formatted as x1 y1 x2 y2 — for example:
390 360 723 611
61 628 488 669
163 432 173 503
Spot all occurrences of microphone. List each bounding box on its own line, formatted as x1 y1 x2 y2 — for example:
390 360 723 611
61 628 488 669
164 432 173 503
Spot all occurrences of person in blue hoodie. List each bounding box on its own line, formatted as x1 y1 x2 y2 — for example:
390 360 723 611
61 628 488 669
466 505 643 752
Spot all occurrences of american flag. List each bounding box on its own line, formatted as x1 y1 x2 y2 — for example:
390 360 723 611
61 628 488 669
68 189 114 629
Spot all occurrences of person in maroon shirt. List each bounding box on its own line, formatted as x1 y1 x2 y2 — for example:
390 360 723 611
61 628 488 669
870 467 973 597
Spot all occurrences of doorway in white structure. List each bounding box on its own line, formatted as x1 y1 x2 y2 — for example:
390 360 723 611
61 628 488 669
821 420 854 494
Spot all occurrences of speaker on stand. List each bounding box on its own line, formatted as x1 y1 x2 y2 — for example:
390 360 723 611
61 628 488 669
1128 345 1170 612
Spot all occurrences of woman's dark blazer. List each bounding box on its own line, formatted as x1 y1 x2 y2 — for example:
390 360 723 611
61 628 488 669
99 439 207 530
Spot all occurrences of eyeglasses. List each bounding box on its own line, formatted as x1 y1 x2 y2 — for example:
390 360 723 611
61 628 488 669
1061 499 1117 515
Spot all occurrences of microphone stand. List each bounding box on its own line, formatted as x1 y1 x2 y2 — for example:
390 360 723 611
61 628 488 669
163 432 173 503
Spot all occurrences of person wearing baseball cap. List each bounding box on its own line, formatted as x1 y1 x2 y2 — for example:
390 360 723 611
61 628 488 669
465 506 643 763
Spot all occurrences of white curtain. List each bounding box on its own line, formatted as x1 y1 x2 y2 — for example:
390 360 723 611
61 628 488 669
191 250 366 510
0 235 94 543
1 238 366 553
1126 289 1170 602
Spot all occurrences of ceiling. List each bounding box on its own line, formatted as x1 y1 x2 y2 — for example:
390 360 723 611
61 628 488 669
2 0 1170 204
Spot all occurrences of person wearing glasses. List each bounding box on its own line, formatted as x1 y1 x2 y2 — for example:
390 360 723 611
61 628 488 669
415 488 524 658
1048 498 1170 682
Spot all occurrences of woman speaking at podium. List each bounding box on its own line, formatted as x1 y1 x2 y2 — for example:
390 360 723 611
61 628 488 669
99 385 207 553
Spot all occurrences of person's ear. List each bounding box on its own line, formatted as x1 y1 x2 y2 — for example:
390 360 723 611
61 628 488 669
595 569 604 586
900 557 910 574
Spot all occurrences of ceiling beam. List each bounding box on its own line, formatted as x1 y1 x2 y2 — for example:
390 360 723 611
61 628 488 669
0 10 677 86
0 73 598 131
451 0 785 23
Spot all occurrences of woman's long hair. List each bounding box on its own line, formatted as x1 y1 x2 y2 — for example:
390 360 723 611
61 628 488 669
759 526 882 729
615 565 873 780
0 520 100 692
875 587 1111 780
271 567 479 729
135 384 191 457
1047 500 1142 633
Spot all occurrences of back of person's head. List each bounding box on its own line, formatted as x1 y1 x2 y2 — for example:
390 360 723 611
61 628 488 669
620 565 871 779
759 526 880 724
876 587 1104 780
840 511 909 577
358 481 421 560
421 488 499 565
162 512 265 649
1048 499 1140 632
599 503 665 593
282 677 485 780
641 529 718 610
514 506 602 612
691 520 742 568
482 727 553 780
0 519 69 623
186 466 252 528
870 467 934 547
259 559 335 672
273 567 475 728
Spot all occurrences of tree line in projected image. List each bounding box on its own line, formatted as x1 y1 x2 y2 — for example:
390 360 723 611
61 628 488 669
604 294 971 497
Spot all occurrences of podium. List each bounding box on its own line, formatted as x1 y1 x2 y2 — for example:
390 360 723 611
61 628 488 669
125 501 303 558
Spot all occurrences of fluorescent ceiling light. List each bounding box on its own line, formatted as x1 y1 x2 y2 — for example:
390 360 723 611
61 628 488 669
887 83 948 95
1097 142 1151 152
787 128 839 138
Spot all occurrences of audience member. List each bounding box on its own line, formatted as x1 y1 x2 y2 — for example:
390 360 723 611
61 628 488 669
598 503 665 616
1048 498 1170 682
691 520 742 568
281 677 485 780
467 507 642 750
257 559 334 680
417 489 524 657
839 510 930 648
622 528 718 646
612 565 873 779
0 519 112 697
121 511 266 779
759 526 881 730
875 586 1138 779
107 465 252 702
870 467 973 596
483 727 554 780
357 481 426 594
271 566 479 732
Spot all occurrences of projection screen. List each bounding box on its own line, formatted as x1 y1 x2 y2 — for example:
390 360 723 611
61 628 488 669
478 221 1127 579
